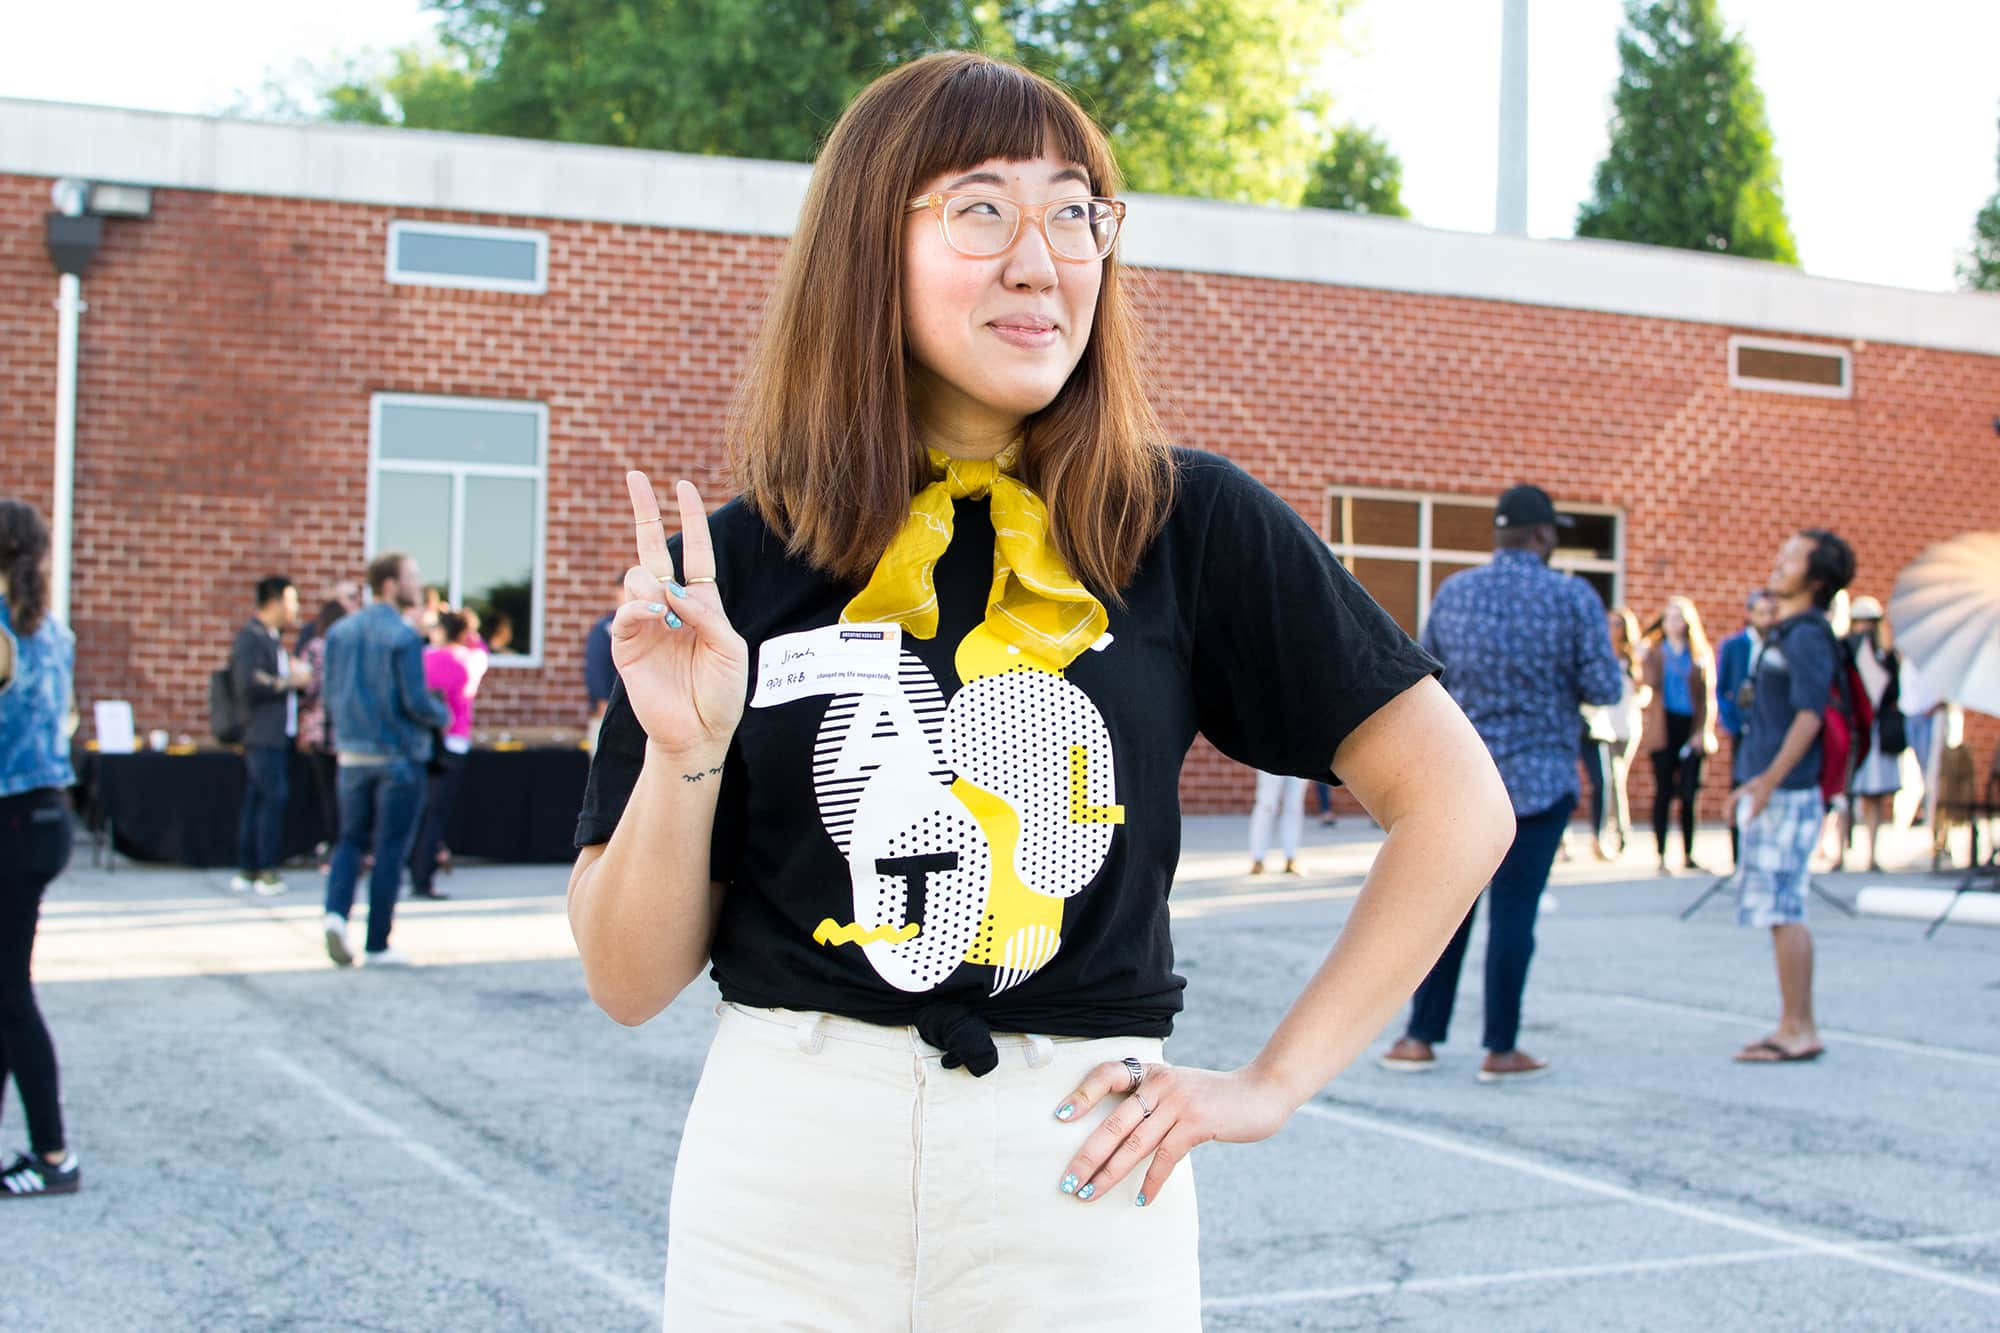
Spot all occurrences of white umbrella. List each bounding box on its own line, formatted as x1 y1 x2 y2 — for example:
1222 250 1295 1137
1889 532 2000 718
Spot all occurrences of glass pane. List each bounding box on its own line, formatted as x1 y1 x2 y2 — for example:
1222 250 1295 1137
1348 557 1420 637
461 475 537 656
1559 511 1619 563
395 228 540 283
1431 501 1493 554
1349 499 1419 548
375 472 453 595
380 401 540 467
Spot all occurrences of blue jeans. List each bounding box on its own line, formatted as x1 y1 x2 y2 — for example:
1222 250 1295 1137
1405 797 1575 1053
324 761 424 954
237 746 290 875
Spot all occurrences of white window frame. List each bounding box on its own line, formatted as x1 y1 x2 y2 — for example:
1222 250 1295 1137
366 393 549 668
386 219 549 295
1727 334 1852 400
1323 486 1625 635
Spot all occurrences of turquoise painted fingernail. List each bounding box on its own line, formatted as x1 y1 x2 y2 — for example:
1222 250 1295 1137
1077 1183 1096 1201
1059 1174 1078 1195
665 611 682 629
1055 1103 1074 1121
666 579 687 598
1135 1193 1147 1208
645 602 666 614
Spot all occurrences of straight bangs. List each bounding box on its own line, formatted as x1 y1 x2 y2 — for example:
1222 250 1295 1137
728 51 1173 599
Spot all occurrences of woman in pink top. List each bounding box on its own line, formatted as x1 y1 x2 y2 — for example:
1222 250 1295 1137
408 612 477 899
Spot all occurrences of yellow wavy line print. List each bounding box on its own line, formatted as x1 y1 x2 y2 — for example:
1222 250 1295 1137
813 919 921 947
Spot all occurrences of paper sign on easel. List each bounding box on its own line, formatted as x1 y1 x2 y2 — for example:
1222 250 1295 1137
93 700 137 753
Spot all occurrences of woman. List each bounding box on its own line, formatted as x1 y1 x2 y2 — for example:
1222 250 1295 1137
568 52 1513 1328
1843 596 1904 872
1247 770 1306 875
296 597 347 860
1641 596 1717 874
0 499 81 1198
407 611 480 899
1599 606 1648 857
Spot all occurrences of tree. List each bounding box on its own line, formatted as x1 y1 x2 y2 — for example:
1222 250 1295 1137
1960 107 2000 292
307 0 1346 206
1576 0 1797 264
1301 124 1409 217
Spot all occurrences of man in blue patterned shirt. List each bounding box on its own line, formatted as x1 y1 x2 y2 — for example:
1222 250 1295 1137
1381 485 1624 1082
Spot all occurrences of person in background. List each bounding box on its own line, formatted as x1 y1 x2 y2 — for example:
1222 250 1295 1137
485 612 517 655
296 598 349 861
1842 596 1904 873
0 498 82 1197
1601 606 1648 857
1310 781 1338 827
321 551 452 967
407 611 479 900
585 585 618 752
1248 770 1307 875
296 580 362 661
229 575 311 895
1897 651 1941 820
1717 589 1777 869
420 585 448 638
1641 596 1717 875
1575 705 1616 861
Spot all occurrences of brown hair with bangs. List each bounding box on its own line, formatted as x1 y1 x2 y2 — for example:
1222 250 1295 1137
727 50 1173 600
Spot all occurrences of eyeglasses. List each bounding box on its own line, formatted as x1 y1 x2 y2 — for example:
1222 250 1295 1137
905 191 1126 262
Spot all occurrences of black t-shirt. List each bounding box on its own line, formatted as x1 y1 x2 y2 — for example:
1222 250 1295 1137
575 448 1438 1072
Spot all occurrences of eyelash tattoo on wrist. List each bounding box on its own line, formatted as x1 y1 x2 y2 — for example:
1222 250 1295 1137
680 764 725 784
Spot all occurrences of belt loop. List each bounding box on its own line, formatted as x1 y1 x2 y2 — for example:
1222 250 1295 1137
794 1012 826 1055
1024 1034 1056 1069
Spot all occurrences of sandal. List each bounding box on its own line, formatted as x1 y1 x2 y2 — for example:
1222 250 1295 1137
1733 1039 1823 1064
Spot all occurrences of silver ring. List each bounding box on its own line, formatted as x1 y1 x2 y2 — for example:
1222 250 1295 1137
1133 1089 1154 1119
1120 1056 1145 1093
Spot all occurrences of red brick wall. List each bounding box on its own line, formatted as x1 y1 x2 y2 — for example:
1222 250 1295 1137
5 173 1997 816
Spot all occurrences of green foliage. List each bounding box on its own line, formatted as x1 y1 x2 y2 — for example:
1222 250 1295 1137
1576 0 1797 264
1960 108 2000 292
1301 124 1409 217
304 0 1344 206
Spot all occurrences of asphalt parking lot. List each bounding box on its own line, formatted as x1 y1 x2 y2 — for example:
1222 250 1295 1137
14 816 2000 1331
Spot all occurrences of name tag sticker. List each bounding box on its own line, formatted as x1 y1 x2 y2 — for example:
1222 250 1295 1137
750 624 902 708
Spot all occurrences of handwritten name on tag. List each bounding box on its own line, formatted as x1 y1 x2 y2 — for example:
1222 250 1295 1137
749 624 902 708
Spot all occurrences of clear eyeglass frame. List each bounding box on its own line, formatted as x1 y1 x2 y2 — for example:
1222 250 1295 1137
905 191 1127 262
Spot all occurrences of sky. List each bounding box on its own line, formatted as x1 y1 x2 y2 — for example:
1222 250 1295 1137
3 0 1996 293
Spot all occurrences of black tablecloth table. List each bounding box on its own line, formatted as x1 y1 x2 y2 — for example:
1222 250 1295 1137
76 746 588 869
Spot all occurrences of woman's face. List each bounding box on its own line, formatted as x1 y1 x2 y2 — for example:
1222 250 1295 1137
1663 604 1687 638
902 154 1103 453
1608 612 1626 648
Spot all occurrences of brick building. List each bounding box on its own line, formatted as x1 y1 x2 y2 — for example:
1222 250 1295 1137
3 100 1996 814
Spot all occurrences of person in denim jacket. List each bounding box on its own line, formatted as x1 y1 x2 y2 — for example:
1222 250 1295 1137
319 550 450 968
0 498 82 1197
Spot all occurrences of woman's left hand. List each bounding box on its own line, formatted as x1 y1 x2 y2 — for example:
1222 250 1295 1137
1052 1061 1293 1206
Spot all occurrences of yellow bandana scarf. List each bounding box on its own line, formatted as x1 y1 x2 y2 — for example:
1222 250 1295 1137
841 441 1107 670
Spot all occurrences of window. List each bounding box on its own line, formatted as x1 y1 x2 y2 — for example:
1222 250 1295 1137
1728 335 1851 399
1325 489 1624 635
368 395 547 665
386 220 548 294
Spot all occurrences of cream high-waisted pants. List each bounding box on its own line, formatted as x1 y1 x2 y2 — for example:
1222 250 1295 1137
662 1003 1201 1331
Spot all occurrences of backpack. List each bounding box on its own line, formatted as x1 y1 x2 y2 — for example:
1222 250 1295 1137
1818 628 1874 803
209 663 246 745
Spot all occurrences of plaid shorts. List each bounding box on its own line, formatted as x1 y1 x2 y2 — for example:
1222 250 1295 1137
1736 786 1824 927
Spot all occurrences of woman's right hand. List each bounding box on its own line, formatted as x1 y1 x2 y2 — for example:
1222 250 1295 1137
613 472 749 756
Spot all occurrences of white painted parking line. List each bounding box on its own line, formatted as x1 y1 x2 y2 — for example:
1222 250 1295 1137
260 1049 657 1317
1205 1228 2000 1310
1295 1101 2000 1299
1590 993 2000 1071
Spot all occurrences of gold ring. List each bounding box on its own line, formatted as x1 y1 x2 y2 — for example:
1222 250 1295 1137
685 576 717 585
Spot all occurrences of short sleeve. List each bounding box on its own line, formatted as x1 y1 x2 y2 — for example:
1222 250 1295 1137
1185 455 1440 782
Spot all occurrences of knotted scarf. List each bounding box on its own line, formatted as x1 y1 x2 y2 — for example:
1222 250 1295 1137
841 441 1107 670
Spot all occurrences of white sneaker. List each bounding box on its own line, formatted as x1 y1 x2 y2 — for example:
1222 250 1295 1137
253 874 289 897
228 873 255 893
362 947 414 968
323 913 355 968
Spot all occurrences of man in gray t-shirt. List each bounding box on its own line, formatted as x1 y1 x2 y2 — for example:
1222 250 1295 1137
1728 529 1853 1066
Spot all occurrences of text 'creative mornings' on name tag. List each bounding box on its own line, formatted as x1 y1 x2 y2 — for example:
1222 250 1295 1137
749 623 902 708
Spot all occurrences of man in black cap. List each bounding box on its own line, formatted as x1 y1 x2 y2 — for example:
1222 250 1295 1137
1381 484 1625 1082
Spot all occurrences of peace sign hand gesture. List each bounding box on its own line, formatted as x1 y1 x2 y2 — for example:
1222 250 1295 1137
613 473 749 757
